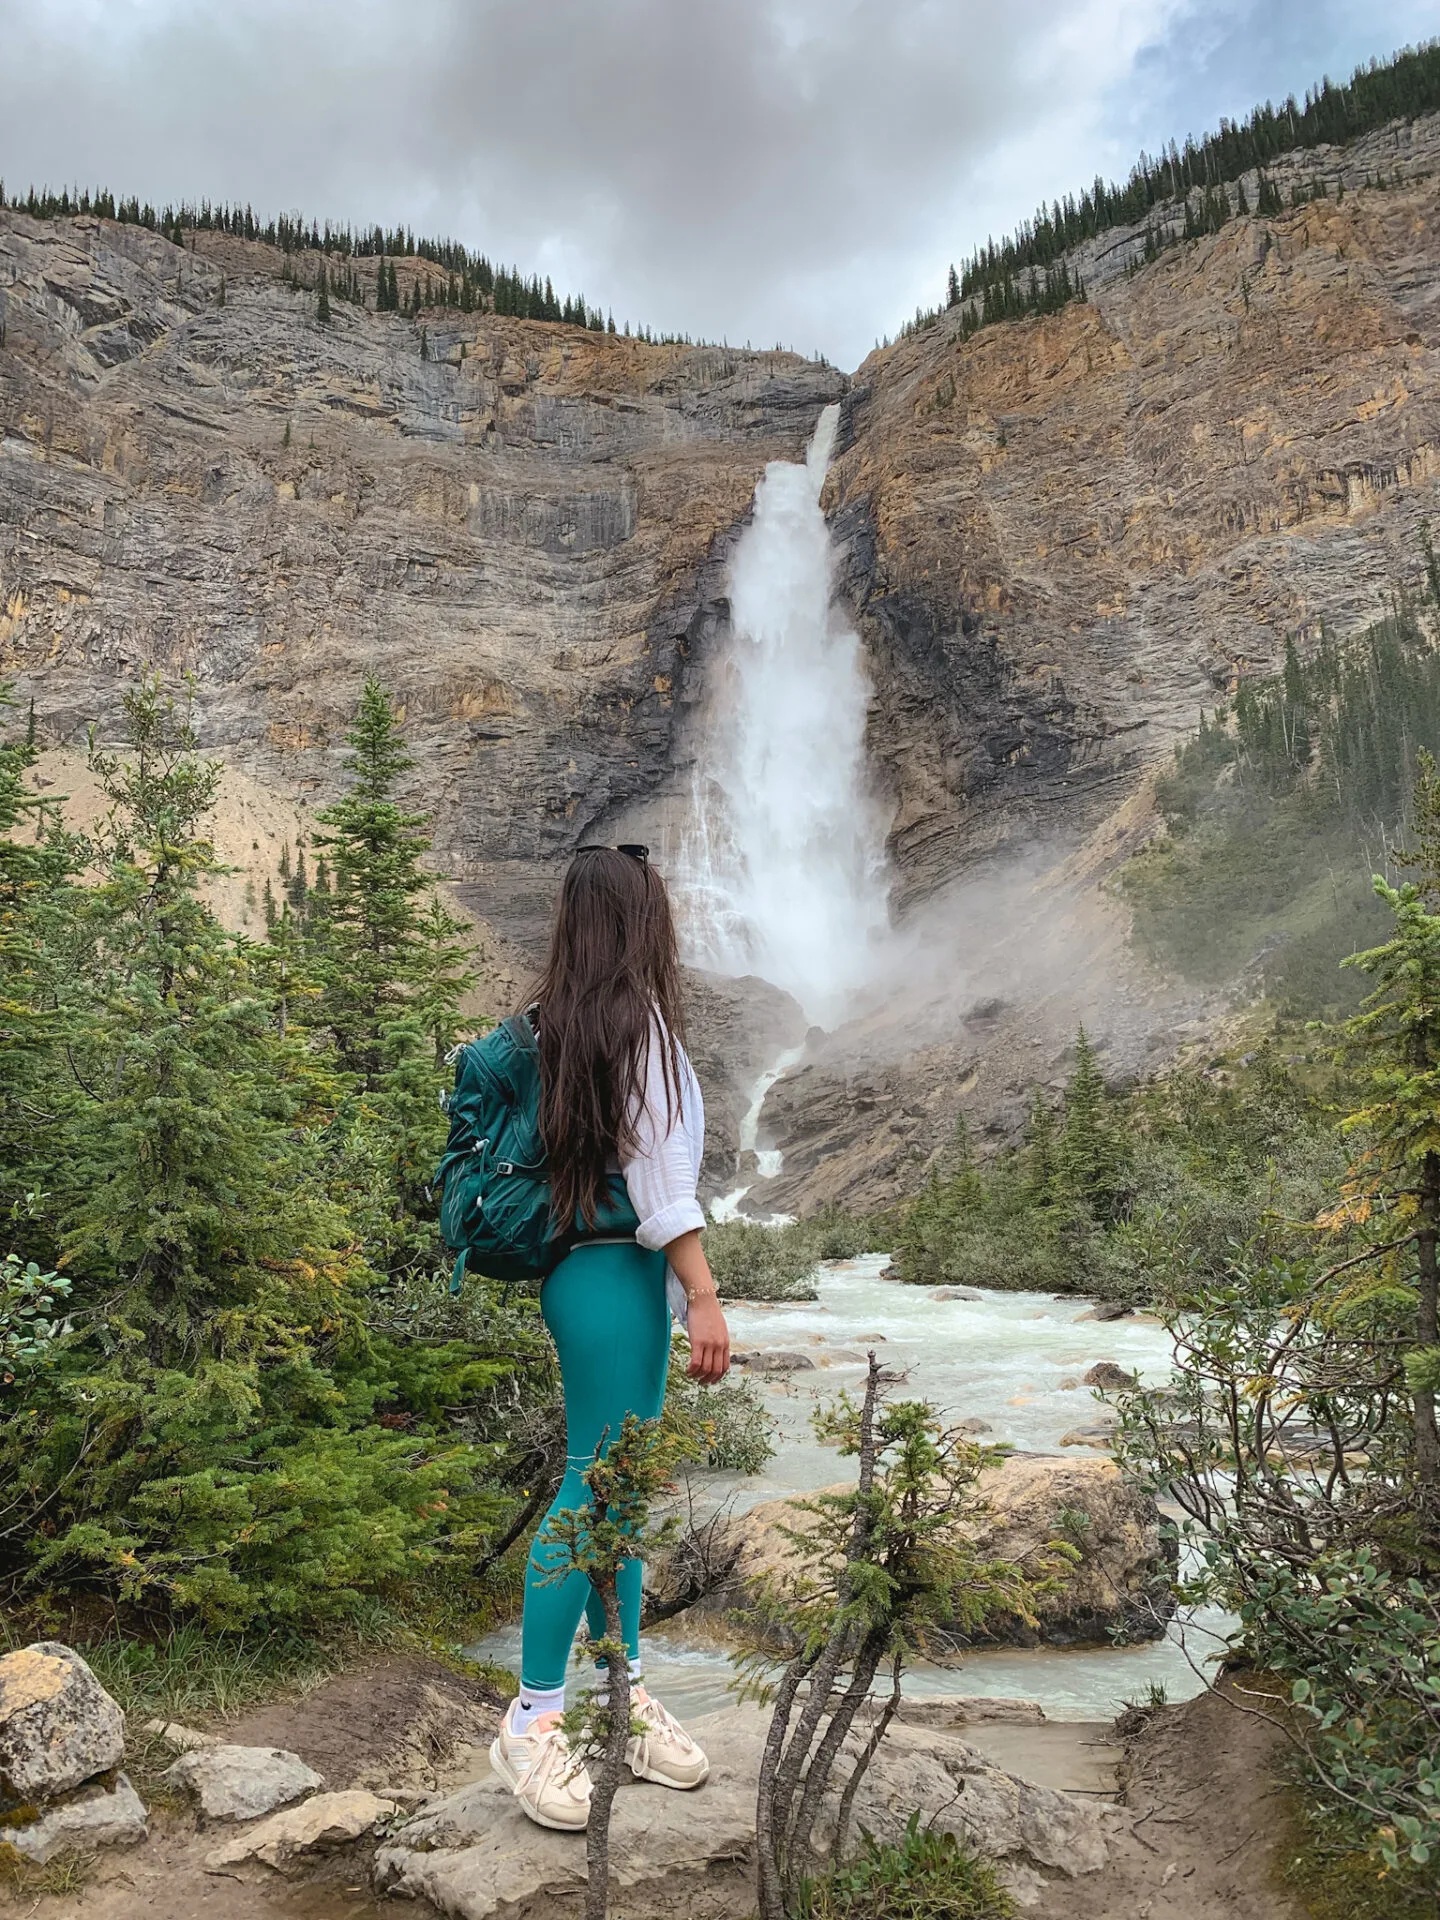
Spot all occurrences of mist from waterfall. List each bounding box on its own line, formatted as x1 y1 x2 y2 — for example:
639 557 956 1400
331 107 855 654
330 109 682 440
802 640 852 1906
678 403 891 1028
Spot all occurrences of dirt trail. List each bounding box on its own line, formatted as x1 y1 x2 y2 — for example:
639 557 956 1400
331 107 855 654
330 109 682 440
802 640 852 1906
1031 1676 1307 1920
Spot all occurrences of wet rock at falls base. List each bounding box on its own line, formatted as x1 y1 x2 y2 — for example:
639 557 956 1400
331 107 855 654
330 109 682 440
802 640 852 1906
374 1706 1118 1919
667 1455 1173 1649
0 1642 126 1806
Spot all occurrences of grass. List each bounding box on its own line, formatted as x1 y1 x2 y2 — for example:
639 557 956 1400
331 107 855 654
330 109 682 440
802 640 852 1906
0 1842 96 1900
795 1818 1017 1919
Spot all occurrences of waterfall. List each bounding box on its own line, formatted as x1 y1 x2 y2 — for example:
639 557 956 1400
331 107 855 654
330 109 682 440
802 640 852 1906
678 403 890 1028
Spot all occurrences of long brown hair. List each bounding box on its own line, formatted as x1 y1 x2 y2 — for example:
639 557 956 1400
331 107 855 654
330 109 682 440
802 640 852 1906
533 847 686 1230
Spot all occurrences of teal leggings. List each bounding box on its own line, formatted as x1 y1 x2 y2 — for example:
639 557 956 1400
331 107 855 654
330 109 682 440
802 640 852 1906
521 1241 671 1692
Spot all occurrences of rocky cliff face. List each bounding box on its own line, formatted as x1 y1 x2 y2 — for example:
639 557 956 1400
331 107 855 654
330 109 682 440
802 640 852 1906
0 209 843 962
5 127 1440 1212
828 115 1440 910
759 126 1440 1206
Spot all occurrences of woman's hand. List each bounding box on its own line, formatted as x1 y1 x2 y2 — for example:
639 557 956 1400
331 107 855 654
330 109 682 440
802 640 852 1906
664 1229 731 1384
685 1291 731 1384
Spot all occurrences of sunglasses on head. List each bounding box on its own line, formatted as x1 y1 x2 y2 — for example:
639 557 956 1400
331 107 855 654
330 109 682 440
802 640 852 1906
576 842 649 864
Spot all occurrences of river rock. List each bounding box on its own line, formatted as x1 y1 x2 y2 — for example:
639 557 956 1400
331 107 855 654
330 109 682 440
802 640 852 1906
373 1705 1115 1917
957 1417 993 1433
683 1454 1172 1647
1060 1424 1117 1450
932 1287 984 1301
0 1642 126 1806
4 1774 148 1865
206 1789 397 1872
1083 1302 1136 1323
731 1350 816 1373
164 1743 324 1822
1083 1362 1138 1391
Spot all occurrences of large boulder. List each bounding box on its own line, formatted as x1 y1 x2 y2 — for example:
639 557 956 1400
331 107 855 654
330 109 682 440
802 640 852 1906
0 1642 125 1807
374 1705 1117 1919
672 1454 1174 1647
2 1774 148 1865
163 1743 324 1822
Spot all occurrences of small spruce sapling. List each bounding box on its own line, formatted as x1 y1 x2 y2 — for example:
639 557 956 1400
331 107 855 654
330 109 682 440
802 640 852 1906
542 1413 679 1920
743 1356 1069 1920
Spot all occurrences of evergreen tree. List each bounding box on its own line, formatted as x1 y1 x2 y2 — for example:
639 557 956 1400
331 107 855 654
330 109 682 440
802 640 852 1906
0 689 78 1226
1342 871 1440 1491
1056 1026 1121 1218
311 678 471 1092
315 263 331 323
1023 1087 1058 1206
0 681 501 1626
946 263 961 308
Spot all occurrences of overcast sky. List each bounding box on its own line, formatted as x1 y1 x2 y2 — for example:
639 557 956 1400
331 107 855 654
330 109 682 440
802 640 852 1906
1 0 1433 368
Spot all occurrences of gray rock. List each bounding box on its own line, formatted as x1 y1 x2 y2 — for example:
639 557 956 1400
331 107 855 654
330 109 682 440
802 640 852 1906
957 1417 994 1434
0 1642 125 1805
206 1790 396 1873
1083 1362 1138 1391
931 1287 985 1301
5 1773 148 1865
731 1350 816 1373
1089 1302 1136 1323
374 1706 1115 1918
1060 1424 1117 1450
163 1743 324 1822
895 1697 1047 1728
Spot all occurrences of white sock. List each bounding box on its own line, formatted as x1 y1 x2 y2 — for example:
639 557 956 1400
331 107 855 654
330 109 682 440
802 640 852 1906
594 1658 643 1706
511 1684 565 1735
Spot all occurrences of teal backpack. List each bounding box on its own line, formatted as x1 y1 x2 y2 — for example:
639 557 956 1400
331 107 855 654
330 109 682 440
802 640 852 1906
435 1011 640 1290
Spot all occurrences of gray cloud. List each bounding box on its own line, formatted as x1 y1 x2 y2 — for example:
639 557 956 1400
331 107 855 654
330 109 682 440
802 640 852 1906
0 0 1430 366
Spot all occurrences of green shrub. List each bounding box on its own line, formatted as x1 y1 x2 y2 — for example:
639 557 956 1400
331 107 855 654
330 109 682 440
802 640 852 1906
664 1343 774 1473
705 1219 822 1300
795 1816 1016 1920
705 1210 892 1303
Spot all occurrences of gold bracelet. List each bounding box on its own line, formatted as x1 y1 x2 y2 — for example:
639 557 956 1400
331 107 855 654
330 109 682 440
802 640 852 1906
684 1285 718 1304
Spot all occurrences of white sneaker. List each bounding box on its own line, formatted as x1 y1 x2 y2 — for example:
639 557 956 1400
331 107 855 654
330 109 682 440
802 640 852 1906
490 1706 592 1832
626 1688 710 1790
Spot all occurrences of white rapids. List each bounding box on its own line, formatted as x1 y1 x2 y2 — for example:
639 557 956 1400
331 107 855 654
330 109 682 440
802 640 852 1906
468 1258 1233 1722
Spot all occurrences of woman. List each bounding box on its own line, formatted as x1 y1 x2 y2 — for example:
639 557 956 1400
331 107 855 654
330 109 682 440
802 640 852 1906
489 843 731 1831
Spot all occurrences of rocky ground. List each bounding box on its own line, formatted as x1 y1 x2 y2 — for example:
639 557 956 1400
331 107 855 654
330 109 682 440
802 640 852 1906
0 1648 1310 1920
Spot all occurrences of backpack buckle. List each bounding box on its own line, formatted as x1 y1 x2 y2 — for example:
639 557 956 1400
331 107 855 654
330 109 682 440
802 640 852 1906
496 1160 515 1176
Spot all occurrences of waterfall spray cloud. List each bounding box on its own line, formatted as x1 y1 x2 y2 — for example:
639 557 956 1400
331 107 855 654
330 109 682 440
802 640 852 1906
679 405 891 1027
